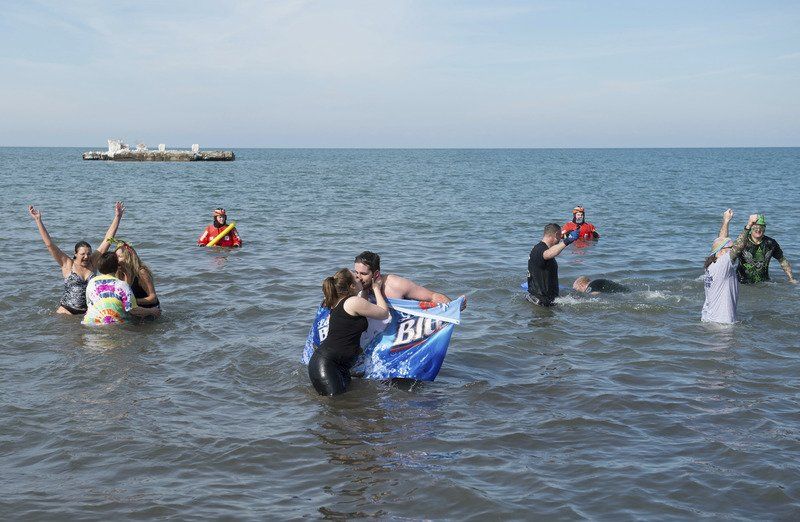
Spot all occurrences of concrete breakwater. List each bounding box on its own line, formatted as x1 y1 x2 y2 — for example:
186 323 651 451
82 149 235 161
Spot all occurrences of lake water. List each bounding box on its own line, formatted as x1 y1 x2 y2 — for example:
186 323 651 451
2 147 799 519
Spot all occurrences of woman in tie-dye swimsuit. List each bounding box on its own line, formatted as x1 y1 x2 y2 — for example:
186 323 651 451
28 202 125 315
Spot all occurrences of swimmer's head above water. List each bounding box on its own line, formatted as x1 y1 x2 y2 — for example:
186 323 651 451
573 276 591 293
96 252 119 276
212 208 227 227
353 251 381 287
322 268 362 308
704 236 733 269
73 240 92 265
572 205 585 224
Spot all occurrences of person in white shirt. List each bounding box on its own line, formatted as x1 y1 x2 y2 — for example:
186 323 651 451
701 209 753 324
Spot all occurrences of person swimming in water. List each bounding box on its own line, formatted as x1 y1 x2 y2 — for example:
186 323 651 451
308 268 389 396
28 202 124 315
197 208 242 247
572 276 630 294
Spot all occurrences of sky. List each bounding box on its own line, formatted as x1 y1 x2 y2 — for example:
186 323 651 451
1 0 799 147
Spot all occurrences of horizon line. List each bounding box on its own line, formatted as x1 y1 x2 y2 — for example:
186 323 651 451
1 145 799 150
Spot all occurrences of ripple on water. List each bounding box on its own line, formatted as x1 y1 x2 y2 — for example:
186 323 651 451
3 148 800 518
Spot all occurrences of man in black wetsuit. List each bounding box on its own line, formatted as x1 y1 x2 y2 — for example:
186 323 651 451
526 223 579 306
572 276 630 294
734 214 796 284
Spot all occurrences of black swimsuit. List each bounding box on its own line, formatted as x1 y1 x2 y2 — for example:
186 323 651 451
308 298 368 396
131 275 160 308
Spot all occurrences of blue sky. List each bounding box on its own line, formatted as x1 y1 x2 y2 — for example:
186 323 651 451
1 0 799 147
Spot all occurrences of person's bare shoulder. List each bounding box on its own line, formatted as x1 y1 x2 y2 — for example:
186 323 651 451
383 273 413 299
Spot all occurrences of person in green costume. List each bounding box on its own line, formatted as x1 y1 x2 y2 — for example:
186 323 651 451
735 214 796 284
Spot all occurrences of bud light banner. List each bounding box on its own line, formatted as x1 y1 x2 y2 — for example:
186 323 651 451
302 296 464 381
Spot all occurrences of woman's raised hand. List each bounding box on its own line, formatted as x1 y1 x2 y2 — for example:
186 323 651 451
28 205 41 221
115 201 126 218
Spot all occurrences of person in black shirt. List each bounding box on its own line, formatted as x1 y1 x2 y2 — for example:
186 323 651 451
308 268 389 396
572 276 630 294
735 214 796 284
526 223 579 306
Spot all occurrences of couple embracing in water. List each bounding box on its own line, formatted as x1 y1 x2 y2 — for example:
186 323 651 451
308 251 466 397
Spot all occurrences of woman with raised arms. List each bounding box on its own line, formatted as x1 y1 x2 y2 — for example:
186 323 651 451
28 202 124 315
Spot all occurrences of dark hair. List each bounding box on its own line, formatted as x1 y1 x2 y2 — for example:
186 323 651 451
73 241 91 258
354 251 380 272
543 223 561 237
322 268 357 308
704 254 717 270
97 252 119 275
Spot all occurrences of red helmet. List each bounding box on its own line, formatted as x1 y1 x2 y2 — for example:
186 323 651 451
572 206 585 215
212 208 226 217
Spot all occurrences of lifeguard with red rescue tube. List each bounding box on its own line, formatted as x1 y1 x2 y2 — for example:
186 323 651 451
197 208 242 248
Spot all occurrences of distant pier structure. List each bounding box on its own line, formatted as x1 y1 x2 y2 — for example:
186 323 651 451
83 140 234 161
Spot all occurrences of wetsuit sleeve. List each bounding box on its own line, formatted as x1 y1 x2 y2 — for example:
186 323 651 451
729 229 749 259
198 228 210 246
231 228 242 247
773 240 784 262
773 240 794 281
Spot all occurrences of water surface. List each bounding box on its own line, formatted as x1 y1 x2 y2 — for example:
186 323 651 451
1 147 799 519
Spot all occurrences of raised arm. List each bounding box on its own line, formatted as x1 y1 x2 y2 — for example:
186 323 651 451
543 241 568 260
544 229 579 260
718 208 733 239
97 202 125 255
729 213 757 260
28 205 70 270
729 228 749 259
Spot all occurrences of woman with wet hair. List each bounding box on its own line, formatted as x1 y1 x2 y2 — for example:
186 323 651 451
115 241 160 314
308 268 389 396
28 202 124 315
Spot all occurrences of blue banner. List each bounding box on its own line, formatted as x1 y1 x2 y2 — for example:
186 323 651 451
302 296 464 381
